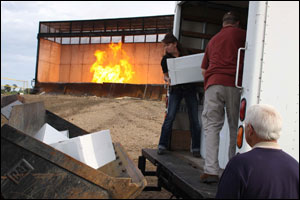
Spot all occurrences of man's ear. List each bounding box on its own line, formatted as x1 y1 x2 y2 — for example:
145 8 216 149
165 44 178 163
248 124 255 136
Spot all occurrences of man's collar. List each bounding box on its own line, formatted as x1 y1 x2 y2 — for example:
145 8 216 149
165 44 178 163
252 141 281 150
222 24 237 28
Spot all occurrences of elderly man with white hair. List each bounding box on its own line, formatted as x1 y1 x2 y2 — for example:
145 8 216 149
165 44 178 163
216 104 299 199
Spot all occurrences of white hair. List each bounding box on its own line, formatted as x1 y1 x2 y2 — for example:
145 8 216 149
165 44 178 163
245 104 282 140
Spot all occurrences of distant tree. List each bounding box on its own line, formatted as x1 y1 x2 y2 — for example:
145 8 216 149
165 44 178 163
12 84 18 92
4 84 11 92
24 88 31 94
18 88 24 93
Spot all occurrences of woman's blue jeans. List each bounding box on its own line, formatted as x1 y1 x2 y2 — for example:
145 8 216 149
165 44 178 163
158 86 201 152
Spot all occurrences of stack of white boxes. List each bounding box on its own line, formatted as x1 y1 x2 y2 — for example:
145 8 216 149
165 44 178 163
34 123 116 169
167 53 205 85
50 130 116 169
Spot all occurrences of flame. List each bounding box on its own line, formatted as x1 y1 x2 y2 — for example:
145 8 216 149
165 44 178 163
90 41 135 83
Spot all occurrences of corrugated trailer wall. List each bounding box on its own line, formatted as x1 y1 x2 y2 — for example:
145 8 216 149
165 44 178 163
37 38 165 85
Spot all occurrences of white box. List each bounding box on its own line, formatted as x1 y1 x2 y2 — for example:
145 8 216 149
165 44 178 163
167 53 204 86
34 123 69 145
59 130 69 138
1 100 23 119
50 130 116 169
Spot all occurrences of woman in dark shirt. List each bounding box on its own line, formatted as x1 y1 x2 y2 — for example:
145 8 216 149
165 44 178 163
157 33 201 158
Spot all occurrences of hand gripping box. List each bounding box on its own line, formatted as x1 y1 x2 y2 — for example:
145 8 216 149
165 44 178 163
167 53 205 86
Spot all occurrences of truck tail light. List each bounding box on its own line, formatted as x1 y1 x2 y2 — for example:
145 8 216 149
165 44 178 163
237 125 244 149
240 98 246 121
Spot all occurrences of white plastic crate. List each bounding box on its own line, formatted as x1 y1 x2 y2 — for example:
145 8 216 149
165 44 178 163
167 53 205 86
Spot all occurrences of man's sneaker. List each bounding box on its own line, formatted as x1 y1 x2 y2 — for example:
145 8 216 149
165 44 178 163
192 151 201 158
157 148 166 155
200 173 219 184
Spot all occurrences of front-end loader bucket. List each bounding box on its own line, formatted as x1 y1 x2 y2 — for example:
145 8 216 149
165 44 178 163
1 99 146 199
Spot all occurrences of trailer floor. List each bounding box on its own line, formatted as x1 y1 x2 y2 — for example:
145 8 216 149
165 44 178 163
141 149 218 199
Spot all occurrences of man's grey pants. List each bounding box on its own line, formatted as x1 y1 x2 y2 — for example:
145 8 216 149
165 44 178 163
202 85 241 175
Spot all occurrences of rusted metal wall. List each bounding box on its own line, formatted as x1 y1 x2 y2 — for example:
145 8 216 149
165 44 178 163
37 39 165 84
37 39 61 82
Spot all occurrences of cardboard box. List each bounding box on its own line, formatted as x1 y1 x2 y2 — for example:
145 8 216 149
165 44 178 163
167 53 204 86
170 130 191 151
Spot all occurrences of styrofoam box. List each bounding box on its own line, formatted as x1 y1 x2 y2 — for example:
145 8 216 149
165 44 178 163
1 100 23 119
50 130 116 169
59 130 69 138
167 53 205 86
34 123 69 145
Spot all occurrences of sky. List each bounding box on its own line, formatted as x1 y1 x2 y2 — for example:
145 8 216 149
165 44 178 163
1 1 176 89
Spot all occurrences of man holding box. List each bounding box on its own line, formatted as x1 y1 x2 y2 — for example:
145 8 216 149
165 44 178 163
157 33 201 158
200 11 246 183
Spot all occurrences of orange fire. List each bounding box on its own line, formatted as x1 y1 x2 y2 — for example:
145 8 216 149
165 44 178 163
90 41 135 84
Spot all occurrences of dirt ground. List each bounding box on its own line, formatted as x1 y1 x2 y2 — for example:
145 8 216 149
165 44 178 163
1 94 173 199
